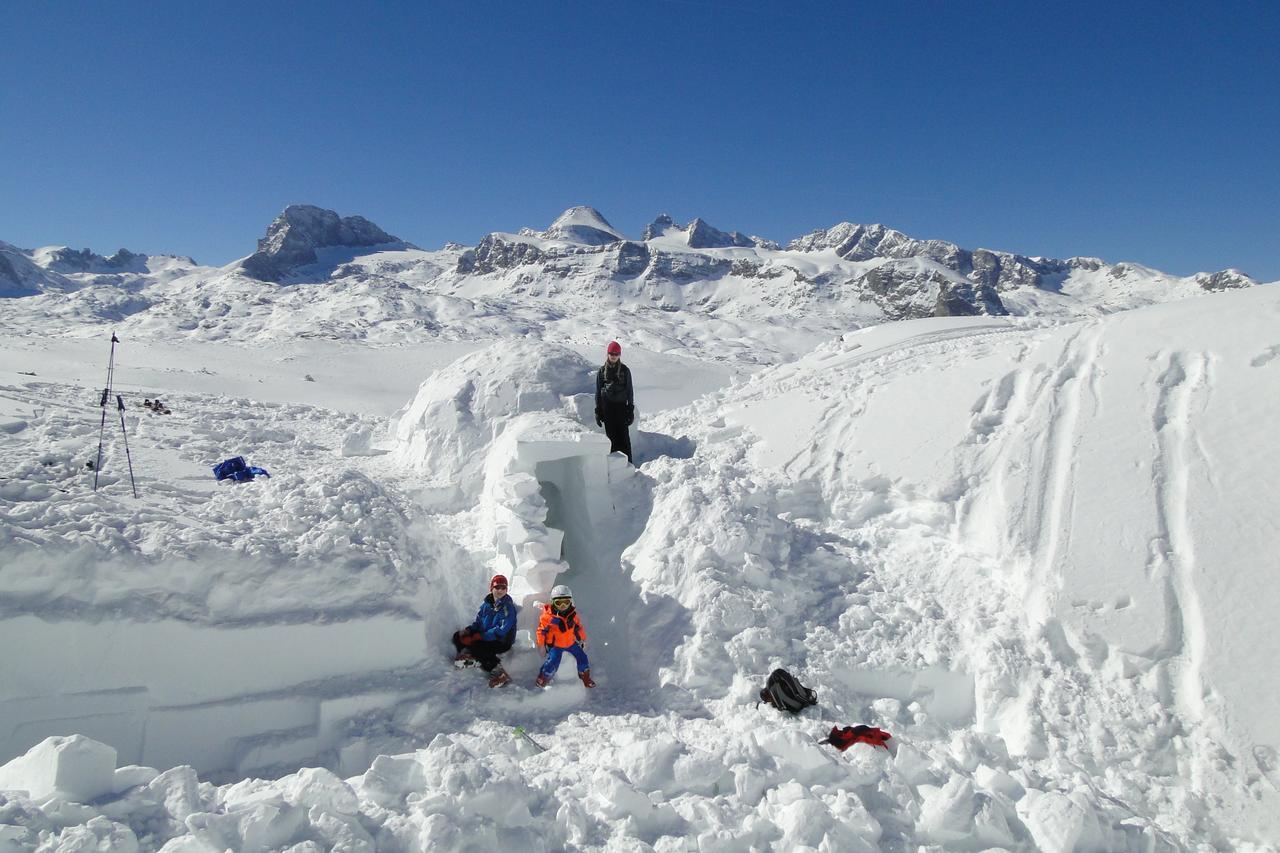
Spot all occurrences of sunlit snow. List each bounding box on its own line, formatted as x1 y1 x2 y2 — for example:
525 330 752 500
1 213 1278 851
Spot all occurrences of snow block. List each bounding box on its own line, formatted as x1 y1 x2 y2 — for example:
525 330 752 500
42 816 139 853
0 734 116 802
112 764 160 794
1018 789 1099 853
186 800 306 853
148 765 204 821
279 767 359 815
360 754 427 808
917 776 977 843
339 426 376 457
754 729 834 780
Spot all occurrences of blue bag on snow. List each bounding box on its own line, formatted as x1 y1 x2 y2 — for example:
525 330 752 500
213 458 271 482
213 457 247 481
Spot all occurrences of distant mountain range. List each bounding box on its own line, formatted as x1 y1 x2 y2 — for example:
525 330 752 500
0 204 1264 352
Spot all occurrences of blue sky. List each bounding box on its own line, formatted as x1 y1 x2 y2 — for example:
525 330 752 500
3 1 1278 280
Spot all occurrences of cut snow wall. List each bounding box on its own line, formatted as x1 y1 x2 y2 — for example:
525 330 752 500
479 413 619 625
0 614 426 776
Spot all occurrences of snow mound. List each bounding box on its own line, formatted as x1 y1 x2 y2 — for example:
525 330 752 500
389 341 597 502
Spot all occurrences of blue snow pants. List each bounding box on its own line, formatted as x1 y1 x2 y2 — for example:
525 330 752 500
539 643 590 680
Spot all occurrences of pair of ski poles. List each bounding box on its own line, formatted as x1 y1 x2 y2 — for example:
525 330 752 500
92 332 139 498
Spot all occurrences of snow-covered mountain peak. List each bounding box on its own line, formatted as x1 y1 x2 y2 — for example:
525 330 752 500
787 222 914 256
239 204 415 282
30 245 196 275
542 205 624 245
641 214 764 249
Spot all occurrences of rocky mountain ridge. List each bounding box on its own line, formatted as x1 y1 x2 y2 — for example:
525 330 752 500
0 205 1264 352
239 204 417 282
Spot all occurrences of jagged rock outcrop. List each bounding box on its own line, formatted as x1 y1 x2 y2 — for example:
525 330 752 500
686 218 755 249
641 214 678 242
240 205 411 282
642 214 763 249
457 235 549 275
41 247 149 274
857 261 1007 319
791 222 1056 298
1195 269 1256 292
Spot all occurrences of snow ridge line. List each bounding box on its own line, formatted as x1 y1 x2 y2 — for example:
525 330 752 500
1149 351 1210 728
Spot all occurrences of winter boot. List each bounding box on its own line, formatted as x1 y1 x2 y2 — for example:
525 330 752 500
454 652 477 668
578 670 596 689
488 668 511 688
535 674 550 688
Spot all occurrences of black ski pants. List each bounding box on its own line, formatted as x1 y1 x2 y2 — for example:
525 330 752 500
452 630 513 673
603 411 632 462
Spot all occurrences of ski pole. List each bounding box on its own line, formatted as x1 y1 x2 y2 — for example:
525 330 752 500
116 394 139 499
513 726 547 753
92 333 119 491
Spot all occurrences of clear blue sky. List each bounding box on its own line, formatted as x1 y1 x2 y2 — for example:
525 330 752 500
3 1 1278 280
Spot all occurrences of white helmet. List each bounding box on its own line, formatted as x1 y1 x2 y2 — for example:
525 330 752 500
550 584 573 600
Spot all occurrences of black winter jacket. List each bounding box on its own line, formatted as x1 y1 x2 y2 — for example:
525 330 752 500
596 362 634 414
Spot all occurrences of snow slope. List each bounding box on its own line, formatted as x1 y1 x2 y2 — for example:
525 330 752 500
0 227 1278 849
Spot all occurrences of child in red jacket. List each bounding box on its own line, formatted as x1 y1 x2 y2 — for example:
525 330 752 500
535 584 595 688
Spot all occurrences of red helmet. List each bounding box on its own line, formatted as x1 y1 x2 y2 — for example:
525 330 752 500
489 574 508 589
606 341 622 356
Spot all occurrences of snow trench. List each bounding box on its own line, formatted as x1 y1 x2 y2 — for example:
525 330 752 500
0 613 426 778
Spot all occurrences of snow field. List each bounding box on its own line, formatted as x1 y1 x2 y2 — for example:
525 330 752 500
2 284 1279 849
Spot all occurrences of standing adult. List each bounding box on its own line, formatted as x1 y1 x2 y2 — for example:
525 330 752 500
595 340 634 462
452 574 518 688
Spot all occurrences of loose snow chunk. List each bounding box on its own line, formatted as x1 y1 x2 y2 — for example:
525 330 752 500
186 801 307 853
358 753 427 808
917 776 977 843
0 735 116 802
310 808 375 852
112 765 160 794
40 815 139 853
753 729 835 779
339 425 376 457
147 766 204 821
588 768 682 838
278 766 359 815
1018 789 1099 853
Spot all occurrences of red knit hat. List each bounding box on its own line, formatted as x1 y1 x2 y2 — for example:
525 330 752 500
490 574 508 589
606 341 622 355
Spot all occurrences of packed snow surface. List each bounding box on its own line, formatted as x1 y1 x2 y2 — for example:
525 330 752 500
1 249 1279 849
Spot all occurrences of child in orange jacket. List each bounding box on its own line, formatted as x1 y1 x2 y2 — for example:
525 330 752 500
535 584 595 688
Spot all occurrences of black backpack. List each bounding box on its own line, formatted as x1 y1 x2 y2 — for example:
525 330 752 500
758 668 817 713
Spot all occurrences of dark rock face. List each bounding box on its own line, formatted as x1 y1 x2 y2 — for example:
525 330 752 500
241 205 408 282
1195 270 1257 291
457 235 548 274
0 252 25 295
645 249 732 282
42 247 154 274
685 218 756 249
935 280 1007 317
791 222 1052 299
643 214 758 248
859 260 1008 319
609 241 651 278
642 214 677 241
